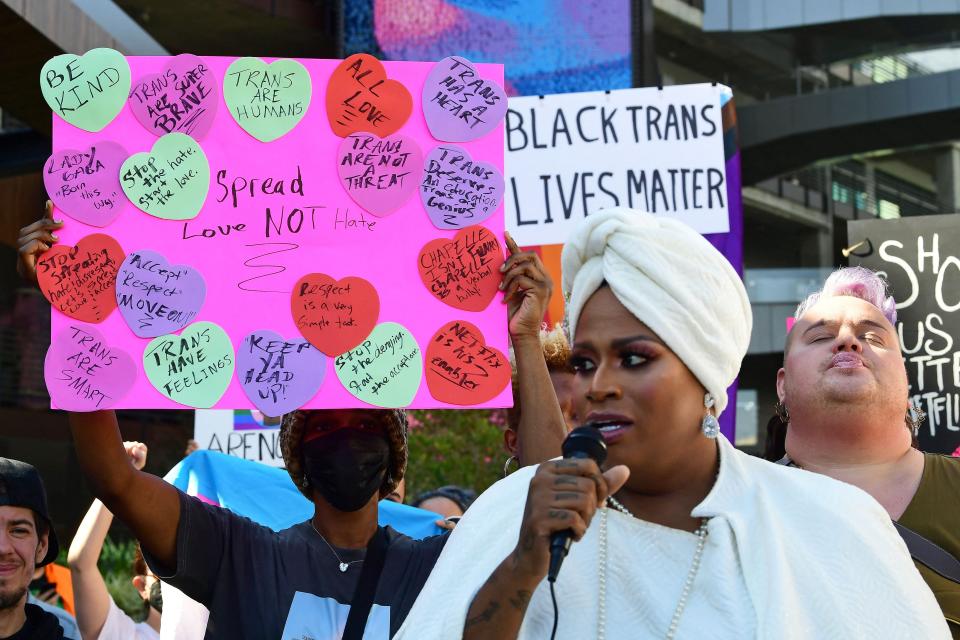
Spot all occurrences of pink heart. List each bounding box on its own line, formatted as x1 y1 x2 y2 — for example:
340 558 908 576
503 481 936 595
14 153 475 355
43 142 128 227
44 323 137 411
337 132 423 217
422 56 508 142
421 145 504 230
127 54 218 140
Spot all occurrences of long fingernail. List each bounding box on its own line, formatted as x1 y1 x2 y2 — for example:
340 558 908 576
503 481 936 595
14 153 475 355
54 219 63 224
499 263 507 272
51 234 58 241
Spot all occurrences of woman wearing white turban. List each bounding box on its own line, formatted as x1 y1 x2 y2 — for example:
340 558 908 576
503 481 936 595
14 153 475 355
395 208 949 639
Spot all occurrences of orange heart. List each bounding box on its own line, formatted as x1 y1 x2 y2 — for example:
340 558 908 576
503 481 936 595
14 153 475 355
425 320 510 405
326 53 413 138
291 273 380 356
417 226 504 312
36 233 124 323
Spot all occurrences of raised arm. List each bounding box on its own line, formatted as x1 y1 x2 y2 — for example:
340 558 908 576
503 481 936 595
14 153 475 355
501 232 566 466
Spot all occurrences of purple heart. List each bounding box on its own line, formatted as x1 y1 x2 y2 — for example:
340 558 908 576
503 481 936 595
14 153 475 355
127 54 218 140
115 250 206 338
44 324 137 411
236 330 327 416
43 142 128 227
337 133 424 217
422 56 508 142
421 145 505 230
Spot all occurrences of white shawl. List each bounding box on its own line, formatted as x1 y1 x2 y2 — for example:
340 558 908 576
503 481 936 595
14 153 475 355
396 436 950 639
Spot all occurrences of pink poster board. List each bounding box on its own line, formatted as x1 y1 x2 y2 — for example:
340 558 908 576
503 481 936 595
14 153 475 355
49 55 508 410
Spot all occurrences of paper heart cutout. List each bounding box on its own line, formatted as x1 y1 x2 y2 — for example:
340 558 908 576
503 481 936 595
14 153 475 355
335 322 422 408
43 141 128 227
128 54 218 140
337 133 423 217
223 57 311 142
44 324 137 411
291 274 380 356
425 320 510 405
236 330 326 416
40 48 131 132
115 250 206 338
422 56 507 142
326 53 412 138
120 132 210 220
36 233 124 323
421 145 504 229
142 321 235 408
417 226 504 312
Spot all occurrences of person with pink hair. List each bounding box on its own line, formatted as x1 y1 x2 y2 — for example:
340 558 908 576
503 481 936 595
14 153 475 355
776 266 960 636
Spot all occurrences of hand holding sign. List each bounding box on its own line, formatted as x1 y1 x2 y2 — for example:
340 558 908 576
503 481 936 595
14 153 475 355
292 274 380 356
224 57 311 142
337 133 423 216
336 322 422 407
128 54 218 140
120 133 210 220
422 56 507 142
40 48 131 132
115 250 206 338
43 142 128 227
142 321 235 408
236 330 326 416
426 320 509 405
45 324 137 411
421 145 504 229
418 226 504 312
326 54 412 137
37 233 124 323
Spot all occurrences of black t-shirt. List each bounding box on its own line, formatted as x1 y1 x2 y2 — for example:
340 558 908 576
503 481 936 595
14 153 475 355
2 604 65 640
145 490 448 639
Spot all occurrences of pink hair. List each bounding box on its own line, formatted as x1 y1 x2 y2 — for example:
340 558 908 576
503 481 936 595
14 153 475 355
794 267 897 326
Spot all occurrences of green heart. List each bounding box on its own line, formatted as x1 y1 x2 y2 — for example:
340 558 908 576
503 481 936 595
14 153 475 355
223 57 312 142
335 322 423 408
143 321 235 408
40 48 131 132
120 133 210 220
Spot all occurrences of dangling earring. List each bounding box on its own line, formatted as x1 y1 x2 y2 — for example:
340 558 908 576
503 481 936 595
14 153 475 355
775 400 790 424
301 476 310 489
906 403 926 438
503 454 519 477
701 393 720 439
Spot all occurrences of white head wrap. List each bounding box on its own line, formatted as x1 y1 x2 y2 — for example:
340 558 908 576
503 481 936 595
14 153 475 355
561 208 751 415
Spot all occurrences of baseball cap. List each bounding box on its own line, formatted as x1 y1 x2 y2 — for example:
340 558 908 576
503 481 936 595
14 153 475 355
0 458 59 566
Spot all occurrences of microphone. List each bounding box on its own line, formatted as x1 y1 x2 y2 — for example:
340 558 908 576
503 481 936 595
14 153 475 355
547 426 608 583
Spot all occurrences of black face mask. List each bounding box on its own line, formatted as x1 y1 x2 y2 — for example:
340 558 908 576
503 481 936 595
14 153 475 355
302 429 390 512
148 579 163 613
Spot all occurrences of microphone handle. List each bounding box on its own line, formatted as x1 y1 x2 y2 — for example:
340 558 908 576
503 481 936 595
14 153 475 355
546 451 591 583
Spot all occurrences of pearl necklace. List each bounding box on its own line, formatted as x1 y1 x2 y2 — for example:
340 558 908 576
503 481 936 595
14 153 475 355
310 521 364 573
600 496 709 640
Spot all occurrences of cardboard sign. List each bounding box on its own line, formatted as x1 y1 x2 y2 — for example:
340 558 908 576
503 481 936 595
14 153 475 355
236 330 326 416
505 84 730 246
115 249 206 338
40 48 131 132
422 56 508 142
45 324 136 411
48 54 508 410
848 215 960 454
425 320 510 404
36 233 124 323
194 409 283 466
421 145 504 230
326 54 412 137
128 54 218 140
337 133 423 216
418 226 504 312
44 142 129 227
223 57 311 142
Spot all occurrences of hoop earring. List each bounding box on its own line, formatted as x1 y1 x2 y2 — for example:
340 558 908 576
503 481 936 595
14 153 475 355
906 403 926 437
701 393 720 439
503 455 519 477
775 400 790 424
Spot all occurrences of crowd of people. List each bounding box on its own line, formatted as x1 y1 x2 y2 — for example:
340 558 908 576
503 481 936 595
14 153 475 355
1 203 957 639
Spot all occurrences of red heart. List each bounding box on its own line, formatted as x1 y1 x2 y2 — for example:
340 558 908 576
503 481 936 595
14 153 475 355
425 320 510 405
291 273 380 356
36 233 124 323
326 53 413 138
417 226 504 312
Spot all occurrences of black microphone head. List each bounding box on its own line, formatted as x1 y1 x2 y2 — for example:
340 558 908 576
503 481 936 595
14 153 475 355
561 426 607 466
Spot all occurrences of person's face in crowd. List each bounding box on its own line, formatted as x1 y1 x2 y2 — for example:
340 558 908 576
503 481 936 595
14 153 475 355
569 287 708 488
549 369 577 429
417 497 464 520
0 506 48 610
779 296 908 416
385 478 405 504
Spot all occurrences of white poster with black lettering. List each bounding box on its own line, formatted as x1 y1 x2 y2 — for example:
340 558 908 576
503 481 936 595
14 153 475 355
848 215 960 455
505 84 730 246
194 409 283 466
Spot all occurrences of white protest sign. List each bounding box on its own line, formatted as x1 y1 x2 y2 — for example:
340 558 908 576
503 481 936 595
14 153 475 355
505 84 729 246
194 409 283 466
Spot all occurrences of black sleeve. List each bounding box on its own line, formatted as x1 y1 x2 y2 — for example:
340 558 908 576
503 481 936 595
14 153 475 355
142 488 275 606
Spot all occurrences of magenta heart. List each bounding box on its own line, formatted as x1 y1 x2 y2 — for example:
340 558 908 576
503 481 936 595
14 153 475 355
44 323 136 411
422 56 508 142
337 132 423 217
43 142 128 227
127 54 218 140
236 330 327 416
421 145 505 230
115 249 206 338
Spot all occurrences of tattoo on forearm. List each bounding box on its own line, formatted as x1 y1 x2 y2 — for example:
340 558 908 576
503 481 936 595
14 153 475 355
465 600 501 629
548 509 570 521
508 590 532 611
521 532 535 551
